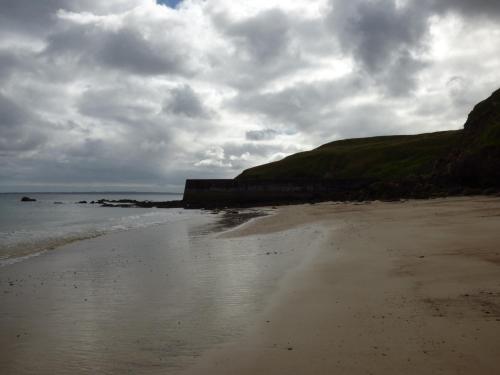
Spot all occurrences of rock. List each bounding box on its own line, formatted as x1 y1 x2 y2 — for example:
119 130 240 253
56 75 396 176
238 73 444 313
443 89 500 187
53 201 63 204
77 200 87 204
20 196 36 202
100 203 134 208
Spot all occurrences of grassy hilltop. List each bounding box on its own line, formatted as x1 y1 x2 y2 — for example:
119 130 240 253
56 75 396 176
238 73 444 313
237 88 500 193
238 131 460 181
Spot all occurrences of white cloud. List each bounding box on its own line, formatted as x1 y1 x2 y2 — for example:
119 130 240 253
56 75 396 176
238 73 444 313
0 0 499 191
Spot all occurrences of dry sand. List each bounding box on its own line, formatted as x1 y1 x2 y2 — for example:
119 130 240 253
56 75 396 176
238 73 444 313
179 197 500 375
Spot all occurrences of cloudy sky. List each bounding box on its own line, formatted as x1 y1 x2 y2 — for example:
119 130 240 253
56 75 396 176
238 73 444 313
1 0 499 192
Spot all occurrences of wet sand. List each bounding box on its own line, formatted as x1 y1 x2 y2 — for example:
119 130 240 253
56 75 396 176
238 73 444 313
2 198 500 374
0 209 322 374
180 197 500 375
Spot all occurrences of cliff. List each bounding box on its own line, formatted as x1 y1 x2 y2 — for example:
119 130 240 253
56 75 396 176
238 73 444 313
183 88 500 207
439 88 500 187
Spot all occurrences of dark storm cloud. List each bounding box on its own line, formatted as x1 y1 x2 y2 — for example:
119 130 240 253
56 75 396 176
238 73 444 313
0 51 23 82
327 0 431 95
0 94 47 153
78 87 158 123
61 81 223 188
0 0 66 36
231 77 363 129
322 103 406 141
208 7 317 90
163 85 210 118
245 129 279 141
430 0 500 17
326 0 500 95
0 94 26 128
96 29 189 76
329 0 428 73
44 25 191 77
377 51 428 96
51 139 170 182
2 123 188 190
0 0 143 37
214 8 291 63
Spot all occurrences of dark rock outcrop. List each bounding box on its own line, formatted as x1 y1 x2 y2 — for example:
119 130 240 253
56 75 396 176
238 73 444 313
20 196 36 202
441 88 500 187
97 198 183 208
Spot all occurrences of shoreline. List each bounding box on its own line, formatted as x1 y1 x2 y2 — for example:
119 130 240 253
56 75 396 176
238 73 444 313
0 206 319 374
0 207 268 267
179 196 500 375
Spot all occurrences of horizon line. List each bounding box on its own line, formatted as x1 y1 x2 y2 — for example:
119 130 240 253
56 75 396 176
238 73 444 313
0 191 183 195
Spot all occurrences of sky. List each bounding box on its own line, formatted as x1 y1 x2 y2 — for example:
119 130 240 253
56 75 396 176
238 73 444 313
157 0 183 8
0 0 499 192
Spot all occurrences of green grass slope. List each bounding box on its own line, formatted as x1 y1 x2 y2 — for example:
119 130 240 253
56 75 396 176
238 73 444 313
237 88 500 188
237 130 461 181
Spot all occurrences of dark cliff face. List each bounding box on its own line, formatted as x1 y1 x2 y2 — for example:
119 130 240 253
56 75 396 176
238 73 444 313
463 88 500 135
444 88 500 187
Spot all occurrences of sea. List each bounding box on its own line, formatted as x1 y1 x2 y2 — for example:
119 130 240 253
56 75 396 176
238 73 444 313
0 192 184 266
0 191 323 373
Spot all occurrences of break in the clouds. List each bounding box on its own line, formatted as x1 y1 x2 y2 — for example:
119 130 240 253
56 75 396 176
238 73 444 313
0 0 499 191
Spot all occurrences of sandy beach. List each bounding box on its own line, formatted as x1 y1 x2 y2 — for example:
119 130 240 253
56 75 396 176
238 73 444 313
0 208 316 374
180 197 500 375
2 197 500 374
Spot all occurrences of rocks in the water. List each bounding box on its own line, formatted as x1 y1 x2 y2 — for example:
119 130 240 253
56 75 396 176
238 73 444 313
53 201 63 204
96 198 184 208
77 200 87 204
101 203 133 208
20 196 36 202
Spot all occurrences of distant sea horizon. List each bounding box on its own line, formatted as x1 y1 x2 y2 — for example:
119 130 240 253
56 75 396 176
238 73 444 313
0 191 183 195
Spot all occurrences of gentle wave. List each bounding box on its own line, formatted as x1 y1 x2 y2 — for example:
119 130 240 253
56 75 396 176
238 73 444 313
0 209 194 267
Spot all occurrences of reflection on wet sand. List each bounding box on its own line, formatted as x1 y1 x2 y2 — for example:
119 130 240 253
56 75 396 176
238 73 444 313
0 210 316 374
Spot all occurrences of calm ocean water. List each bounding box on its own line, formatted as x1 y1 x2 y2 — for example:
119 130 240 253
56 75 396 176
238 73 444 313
0 192 184 265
